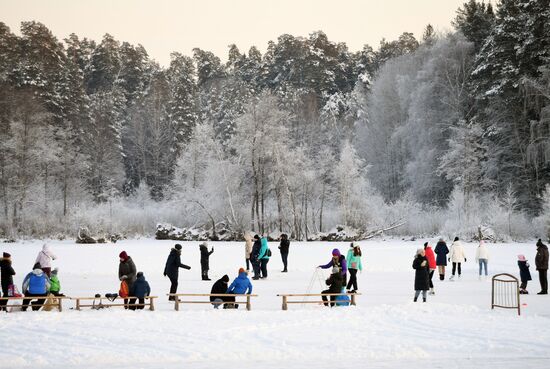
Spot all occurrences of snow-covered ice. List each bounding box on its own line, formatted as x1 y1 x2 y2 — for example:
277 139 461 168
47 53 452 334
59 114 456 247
1 239 549 369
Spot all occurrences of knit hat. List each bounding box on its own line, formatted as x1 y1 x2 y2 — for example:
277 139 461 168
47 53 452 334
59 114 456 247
238 267 246 274
518 254 526 261
331 266 340 274
221 274 230 283
454 237 459 242
33 262 41 269
423 242 429 248
254 234 260 240
119 251 128 261
137 271 144 278
200 242 208 247
2 252 10 258
537 239 543 247
52 268 58 275
332 248 341 257
174 244 182 250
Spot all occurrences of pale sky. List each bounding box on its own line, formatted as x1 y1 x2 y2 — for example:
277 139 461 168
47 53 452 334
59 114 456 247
1 0 470 66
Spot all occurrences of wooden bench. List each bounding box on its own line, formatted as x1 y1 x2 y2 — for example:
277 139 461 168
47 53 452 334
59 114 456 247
168 293 259 311
277 293 361 310
71 296 158 311
0 295 70 312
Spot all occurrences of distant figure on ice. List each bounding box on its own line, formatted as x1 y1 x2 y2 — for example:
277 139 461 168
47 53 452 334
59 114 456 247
164 244 191 300
259 236 271 278
346 243 362 293
517 254 532 294
210 274 232 308
434 238 449 280
200 242 214 281
49 268 64 296
251 235 262 280
322 266 343 307
21 263 50 311
35 244 57 277
412 248 429 302
244 232 253 271
227 268 253 309
319 248 348 286
448 237 466 280
0 252 16 311
130 271 151 310
535 239 548 295
424 242 436 295
475 240 490 279
118 251 137 309
279 233 290 273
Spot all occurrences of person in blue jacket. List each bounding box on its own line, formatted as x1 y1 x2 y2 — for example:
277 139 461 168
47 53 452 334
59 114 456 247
259 236 270 278
130 271 151 310
21 263 50 311
227 268 253 309
434 238 449 280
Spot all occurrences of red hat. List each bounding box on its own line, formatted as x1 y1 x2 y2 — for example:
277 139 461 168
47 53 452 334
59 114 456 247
238 267 245 274
119 251 128 261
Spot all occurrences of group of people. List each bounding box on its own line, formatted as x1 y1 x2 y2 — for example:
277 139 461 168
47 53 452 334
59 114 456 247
412 237 550 302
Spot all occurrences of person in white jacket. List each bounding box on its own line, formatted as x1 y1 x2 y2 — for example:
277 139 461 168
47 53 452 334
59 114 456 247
475 240 490 279
34 244 57 278
448 237 466 280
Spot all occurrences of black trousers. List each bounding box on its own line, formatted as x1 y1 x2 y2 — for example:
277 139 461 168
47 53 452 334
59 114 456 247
428 270 435 288
281 252 288 271
0 285 8 310
520 281 528 290
22 292 47 311
246 258 250 270
260 259 269 277
347 268 358 291
169 276 178 300
252 260 261 279
452 262 462 276
539 270 548 293
321 289 336 307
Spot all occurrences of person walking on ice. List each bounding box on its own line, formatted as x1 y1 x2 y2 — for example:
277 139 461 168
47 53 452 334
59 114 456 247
413 248 429 302
517 254 532 294
475 240 490 280
164 244 191 300
448 237 466 280
346 243 362 293
424 242 436 294
434 238 449 280
278 233 290 273
35 244 56 278
244 232 253 271
200 242 214 281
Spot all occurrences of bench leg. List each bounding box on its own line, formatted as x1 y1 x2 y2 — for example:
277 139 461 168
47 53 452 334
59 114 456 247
150 298 155 311
351 294 356 306
174 297 179 311
76 299 81 311
58 299 63 312
282 296 288 311
246 295 251 311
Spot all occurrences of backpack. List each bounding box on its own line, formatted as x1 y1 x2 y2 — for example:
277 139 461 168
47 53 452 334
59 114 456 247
335 287 351 307
266 249 272 257
119 280 129 298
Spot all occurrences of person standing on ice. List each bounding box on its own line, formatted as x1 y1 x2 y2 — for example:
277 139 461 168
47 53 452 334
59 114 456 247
319 248 348 286
346 243 362 293
34 244 57 277
517 255 532 294
199 242 214 281
434 238 449 280
321 266 343 307
244 232 253 271
424 242 436 294
164 244 191 300
413 248 429 302
118 251 137 308
250 235 262 280
0 252 16 311
227 267 253 309
279 233 290 272
448 237 466 280
259 236 270 278
535 239 548 295
475 240 490 279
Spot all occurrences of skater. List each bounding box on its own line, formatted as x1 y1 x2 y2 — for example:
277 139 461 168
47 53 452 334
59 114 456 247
21 263 50 311
227 268 253 309
319 248 348 286
448 237 466 280
244 232 253 271
0 252 16 311
535 239 549 295
413 248 429 302
346 243 362 293
118 251 137 309
210 274 233 308
250 235 261 280
518 255 532 294
259 236 270 278
130 272 151 310
34 244 56 277
48 268 64 296
200 242 214 281
434 238 449 280
279 233 290 272
321 266 343 307
475 240 490 279
424 242 436 294
164 244 191 300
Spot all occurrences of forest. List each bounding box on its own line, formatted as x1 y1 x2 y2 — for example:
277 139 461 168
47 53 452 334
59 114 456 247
0 0 549 241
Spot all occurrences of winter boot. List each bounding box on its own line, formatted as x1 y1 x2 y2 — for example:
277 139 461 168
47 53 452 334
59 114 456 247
439 274 444 281
423 297 426 302
413 297 418 302
449 275 455 281
429 288 435 295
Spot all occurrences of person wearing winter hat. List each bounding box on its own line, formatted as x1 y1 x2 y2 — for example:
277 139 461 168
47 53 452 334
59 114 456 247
424 242 436 294
130 271 151 310
346 243 362 293
35 244 57 277
199 242 214 281
321 265 343 307
164 244 191 301
118 251 137 309
244 232 253 271
258 236 271 279
448 237 467 280
535 239 549 294
21 263 50 311
227 267 253 309
413 248 429 302
0 252 16 311
250 235 262 280
210 274 232 308
475 240 490 279
434 238 449 280
319 248 348 286
278 233 290 273
517 255 532 294
48 268 64 296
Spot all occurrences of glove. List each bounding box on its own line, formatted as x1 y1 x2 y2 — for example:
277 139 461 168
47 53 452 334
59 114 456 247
316 266 321 269
184 265 191 270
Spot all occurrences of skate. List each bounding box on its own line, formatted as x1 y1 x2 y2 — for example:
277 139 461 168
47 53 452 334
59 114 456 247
422 297 426 302
429 288 435 295
449 275 455 281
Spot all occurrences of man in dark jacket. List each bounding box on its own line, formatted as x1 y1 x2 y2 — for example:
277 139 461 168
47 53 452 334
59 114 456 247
118 251 137 309
0 252 16 311
210 274 234 308
130 272 151 310
164 244 191 300
279 234 290 272
200 242 214 281
535 239 549 295
321 266 343 307
250 235 262 280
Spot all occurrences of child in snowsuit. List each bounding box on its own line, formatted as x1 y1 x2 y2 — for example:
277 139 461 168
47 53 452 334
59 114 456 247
49 268 64 296
413 248 429 302
322 266 343 307
130 272 151 310
0 252 16 311
518 254 532 294
200 242 214 281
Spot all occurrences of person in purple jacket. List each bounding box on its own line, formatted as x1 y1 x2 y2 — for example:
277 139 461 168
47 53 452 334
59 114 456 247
318 248 348 286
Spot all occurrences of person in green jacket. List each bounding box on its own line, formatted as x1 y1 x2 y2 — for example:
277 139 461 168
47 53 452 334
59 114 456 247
259 237 270 279
346 243 362 293
49 268 64 296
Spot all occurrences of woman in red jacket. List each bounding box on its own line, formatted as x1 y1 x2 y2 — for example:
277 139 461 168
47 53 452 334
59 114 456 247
424 242 437 295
